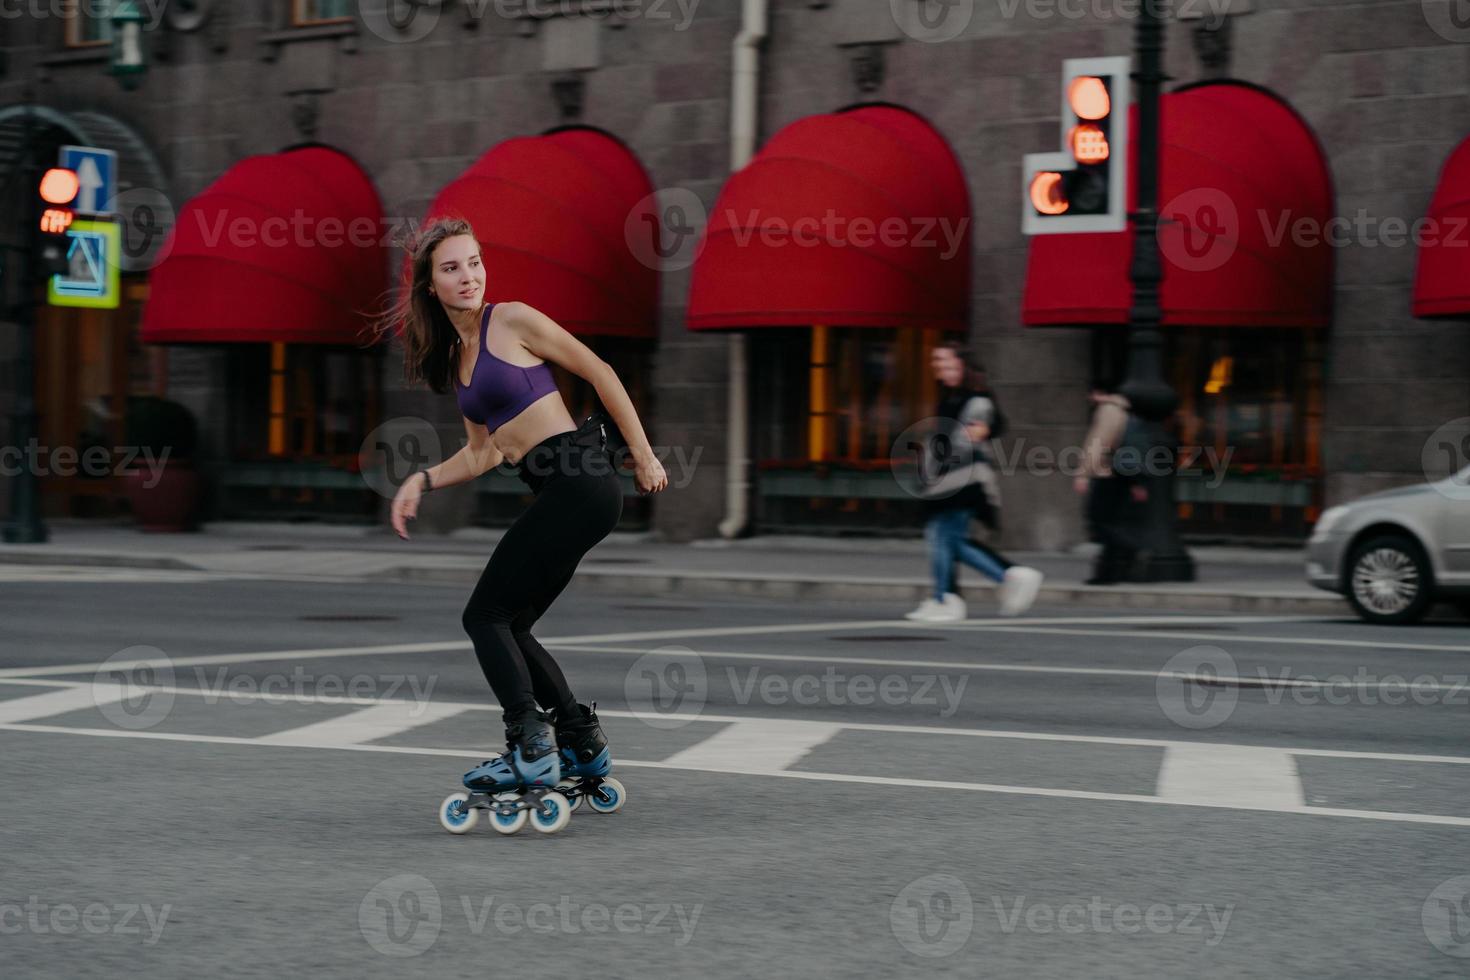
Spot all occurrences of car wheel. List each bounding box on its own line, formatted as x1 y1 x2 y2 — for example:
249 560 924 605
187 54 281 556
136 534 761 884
1345 534 1435 625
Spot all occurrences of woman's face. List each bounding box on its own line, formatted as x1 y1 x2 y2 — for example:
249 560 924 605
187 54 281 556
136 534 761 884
931 347 965 387
428 234 484 312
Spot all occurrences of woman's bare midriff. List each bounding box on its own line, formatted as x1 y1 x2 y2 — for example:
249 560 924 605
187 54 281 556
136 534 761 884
485 390 578 466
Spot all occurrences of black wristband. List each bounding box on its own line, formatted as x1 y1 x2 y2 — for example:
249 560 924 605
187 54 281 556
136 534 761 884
420 469 433 493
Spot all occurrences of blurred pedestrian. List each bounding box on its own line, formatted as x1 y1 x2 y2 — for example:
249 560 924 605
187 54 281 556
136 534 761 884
906 341 1043 622
1075 381 1139 584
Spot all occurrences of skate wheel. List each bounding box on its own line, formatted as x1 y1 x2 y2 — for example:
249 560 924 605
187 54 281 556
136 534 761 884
586 777 625 814
488 803 529 835
439 792 479 834
557 779 583 812
529 791 571 834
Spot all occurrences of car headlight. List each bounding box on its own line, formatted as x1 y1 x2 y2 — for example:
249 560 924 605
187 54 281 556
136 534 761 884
1311 505 1349 537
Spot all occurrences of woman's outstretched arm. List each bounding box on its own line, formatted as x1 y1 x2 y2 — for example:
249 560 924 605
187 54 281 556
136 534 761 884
504 301 667 494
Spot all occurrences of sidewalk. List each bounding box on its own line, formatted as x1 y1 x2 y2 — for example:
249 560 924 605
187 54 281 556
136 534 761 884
0 519 1345 614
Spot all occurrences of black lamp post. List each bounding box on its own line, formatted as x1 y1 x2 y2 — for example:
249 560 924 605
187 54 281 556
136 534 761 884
4 9 149 544
1116 5 1195 581
3 103 48 544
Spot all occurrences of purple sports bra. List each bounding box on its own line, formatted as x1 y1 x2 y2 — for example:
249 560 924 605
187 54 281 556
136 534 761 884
454 304 559 431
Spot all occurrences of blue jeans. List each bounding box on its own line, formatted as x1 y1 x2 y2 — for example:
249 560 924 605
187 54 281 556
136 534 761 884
924 508 1008 601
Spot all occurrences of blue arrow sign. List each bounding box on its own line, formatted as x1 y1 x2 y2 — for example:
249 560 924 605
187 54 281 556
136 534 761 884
59 145 118 216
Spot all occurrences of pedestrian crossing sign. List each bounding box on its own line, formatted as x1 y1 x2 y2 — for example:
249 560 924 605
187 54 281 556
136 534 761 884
46 219 121 309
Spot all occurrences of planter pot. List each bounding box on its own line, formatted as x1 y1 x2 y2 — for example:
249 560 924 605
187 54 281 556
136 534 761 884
122 464 200 532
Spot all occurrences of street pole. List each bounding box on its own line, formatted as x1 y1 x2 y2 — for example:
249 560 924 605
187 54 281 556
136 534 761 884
3 99 49 544
1118 3 1191 581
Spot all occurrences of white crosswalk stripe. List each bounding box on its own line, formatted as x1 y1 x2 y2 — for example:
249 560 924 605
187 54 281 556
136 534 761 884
0 669 1466 828
0 683 126 724
1156 743 1305 809
256 700 472 747
661 719 842 772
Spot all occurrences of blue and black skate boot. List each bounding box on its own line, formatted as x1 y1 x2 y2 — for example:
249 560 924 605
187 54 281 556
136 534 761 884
552 701 626 814
462 708 562 793
440 709 571 836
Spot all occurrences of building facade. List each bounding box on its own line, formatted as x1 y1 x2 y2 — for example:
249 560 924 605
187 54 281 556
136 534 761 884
2 0 1467 547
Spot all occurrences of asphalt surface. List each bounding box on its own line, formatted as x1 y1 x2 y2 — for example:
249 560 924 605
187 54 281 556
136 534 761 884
2 567 1469 978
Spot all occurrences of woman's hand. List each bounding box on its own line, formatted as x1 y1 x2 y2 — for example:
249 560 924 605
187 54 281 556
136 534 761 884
633 452 668 495
391 472 426 539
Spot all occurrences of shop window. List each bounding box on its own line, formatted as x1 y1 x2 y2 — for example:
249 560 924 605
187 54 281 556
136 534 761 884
65 0 112 47
1091 328 1324 539
752 325 941 533
292 0 355 25
221 343 383 520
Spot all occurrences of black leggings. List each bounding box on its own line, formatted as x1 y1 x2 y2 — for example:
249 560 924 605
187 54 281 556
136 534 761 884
461 416 623 722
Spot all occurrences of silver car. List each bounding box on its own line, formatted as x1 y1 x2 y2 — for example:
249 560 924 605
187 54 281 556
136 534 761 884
1307 466 1470 624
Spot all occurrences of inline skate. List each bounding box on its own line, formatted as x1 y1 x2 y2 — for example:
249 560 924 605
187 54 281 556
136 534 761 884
438 709 572 835
552 701 626 815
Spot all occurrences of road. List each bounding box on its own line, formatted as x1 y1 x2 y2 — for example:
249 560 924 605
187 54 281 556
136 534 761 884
2 565 1469 978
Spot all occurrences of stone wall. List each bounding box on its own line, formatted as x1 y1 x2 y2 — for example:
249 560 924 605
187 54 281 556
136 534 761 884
2 0 1466 543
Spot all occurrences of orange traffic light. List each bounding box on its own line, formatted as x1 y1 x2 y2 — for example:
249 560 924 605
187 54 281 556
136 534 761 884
1067 76 1111 121
40 208 75 234
1029 172 1069 216
1022 57 1129 234
1069 123 1110 164
40 167 80 206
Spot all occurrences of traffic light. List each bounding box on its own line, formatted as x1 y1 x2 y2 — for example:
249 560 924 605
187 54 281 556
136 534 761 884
1022 56 1130 235
35 167 78 280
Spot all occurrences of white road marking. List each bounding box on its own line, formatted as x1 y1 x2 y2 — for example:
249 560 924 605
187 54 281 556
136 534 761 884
0 684 125 724
661 719 841 772
1156 744 1304 809
545 644 1470 693
0 612 1400 687
538 614 1313 646
4 678 1470 767
255 700 472 747
0 565 372 585
973 626 1470 655
3 721 1468 828
0 641 469 679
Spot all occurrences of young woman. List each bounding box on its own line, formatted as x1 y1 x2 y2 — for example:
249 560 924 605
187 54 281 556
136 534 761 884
379 217 667 812
906 341 1043 622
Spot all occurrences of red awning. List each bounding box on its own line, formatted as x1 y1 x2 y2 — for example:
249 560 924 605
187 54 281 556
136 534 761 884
686 104 971 331
424 126 657 338
1023 82 1333 329
141 146 386 345
1413 135 1470 317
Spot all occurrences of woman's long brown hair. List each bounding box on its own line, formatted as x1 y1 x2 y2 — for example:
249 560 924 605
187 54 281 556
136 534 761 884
364 216 479 395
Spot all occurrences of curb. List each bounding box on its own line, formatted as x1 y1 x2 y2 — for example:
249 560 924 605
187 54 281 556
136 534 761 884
0 550 200 571
0 548 1346 615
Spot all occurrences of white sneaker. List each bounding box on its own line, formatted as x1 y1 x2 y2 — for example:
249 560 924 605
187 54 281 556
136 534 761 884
999 567 1043 617
931 592 967 622
904 598 942 621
